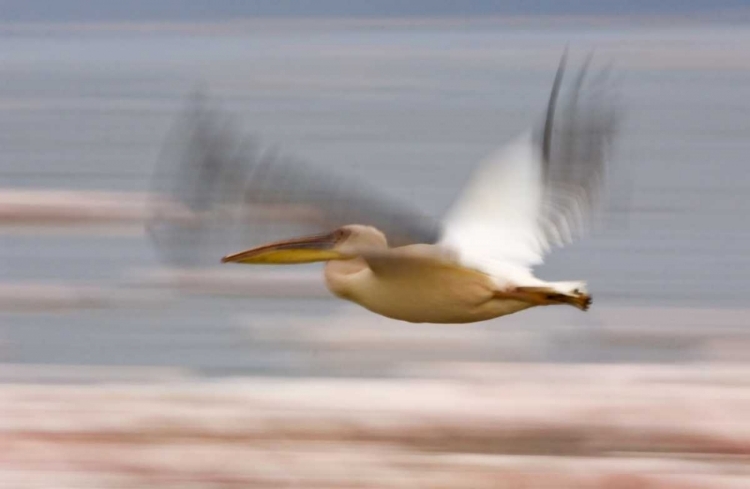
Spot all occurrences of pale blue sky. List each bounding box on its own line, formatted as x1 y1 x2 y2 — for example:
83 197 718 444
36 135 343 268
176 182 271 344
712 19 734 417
0 0 747 22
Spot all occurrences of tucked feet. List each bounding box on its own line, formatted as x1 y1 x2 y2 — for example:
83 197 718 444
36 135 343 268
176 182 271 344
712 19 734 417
510 286 592 311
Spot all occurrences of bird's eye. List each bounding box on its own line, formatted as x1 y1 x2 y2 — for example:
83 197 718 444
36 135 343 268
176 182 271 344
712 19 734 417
334 228 350 241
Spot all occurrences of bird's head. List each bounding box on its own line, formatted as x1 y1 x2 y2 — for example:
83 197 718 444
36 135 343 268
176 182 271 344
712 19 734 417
221 224 387 265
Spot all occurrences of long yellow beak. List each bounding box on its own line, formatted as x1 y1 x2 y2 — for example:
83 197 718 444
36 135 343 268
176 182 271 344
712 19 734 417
221 231 345 265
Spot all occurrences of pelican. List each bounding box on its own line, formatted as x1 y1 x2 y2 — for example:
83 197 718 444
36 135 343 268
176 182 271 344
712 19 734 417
150 53 618 324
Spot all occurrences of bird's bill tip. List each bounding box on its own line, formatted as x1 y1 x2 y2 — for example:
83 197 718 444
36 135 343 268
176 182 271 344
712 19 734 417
221 231 345 265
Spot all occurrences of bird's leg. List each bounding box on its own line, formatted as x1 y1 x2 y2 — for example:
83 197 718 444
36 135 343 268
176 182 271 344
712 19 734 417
502 286 592 311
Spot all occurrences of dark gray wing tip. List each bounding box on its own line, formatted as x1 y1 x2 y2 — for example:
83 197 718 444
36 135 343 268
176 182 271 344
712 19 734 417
542 48 568 165
147 91 443 266
536 51 621 246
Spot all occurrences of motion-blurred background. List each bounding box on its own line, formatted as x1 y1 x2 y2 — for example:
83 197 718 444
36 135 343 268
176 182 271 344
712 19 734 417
1 1 750 487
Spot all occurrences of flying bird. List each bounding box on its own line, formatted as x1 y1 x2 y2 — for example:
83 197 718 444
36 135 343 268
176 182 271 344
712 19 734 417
149 53 618 324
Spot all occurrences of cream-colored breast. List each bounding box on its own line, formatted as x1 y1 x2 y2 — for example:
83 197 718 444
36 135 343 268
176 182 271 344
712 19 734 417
328 260 533 324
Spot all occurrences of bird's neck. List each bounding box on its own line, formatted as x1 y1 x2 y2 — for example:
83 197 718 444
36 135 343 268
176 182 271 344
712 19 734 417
324 257 370 299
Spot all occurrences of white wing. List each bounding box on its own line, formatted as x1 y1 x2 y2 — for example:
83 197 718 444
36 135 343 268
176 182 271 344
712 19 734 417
440 54 618 277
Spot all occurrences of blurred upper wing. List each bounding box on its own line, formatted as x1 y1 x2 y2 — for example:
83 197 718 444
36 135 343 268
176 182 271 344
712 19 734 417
147 94 441 267
440 54 619 270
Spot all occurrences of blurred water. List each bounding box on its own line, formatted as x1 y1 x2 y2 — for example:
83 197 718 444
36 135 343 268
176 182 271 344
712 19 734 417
1 22 749 375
